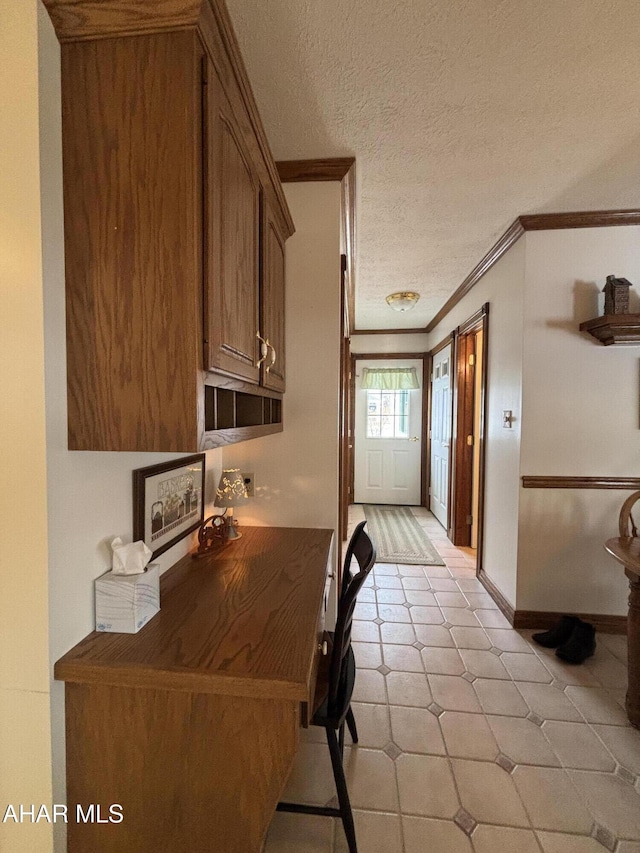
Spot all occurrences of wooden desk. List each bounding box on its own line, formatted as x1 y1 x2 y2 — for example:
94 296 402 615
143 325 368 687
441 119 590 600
604 536 639 728
55 527 334 852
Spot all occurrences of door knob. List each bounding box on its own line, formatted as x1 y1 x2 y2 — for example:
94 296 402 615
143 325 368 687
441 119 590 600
409 436 419 442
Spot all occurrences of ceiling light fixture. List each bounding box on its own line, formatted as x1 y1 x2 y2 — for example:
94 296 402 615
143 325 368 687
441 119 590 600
385 291 420 312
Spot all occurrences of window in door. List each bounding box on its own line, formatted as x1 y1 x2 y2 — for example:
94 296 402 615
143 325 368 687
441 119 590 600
366 390 410 439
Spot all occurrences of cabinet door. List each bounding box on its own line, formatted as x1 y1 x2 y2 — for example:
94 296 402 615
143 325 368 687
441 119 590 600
205 61 260 383
260 196 286 392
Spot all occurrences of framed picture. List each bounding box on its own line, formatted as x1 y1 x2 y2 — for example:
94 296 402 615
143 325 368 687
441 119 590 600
133 454 205 559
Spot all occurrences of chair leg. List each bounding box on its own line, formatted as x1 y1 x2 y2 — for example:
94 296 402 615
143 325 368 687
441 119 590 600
326 727 357 853
346 706 358 744
339 720 345 757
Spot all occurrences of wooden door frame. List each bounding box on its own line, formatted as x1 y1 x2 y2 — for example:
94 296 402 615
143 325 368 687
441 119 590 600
425 333 455 526
349 352 429 507
449 303 489 574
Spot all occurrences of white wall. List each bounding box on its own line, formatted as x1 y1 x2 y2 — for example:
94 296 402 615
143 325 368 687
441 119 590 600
0 2 53 850
426 240 527 607
350 333 429 354
517 227 640 614
36 11 223 850
224 181 342 561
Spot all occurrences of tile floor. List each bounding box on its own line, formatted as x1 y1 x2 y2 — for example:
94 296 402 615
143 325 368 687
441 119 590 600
264 506 640 853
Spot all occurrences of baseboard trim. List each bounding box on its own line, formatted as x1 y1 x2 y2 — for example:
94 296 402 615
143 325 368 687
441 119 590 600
513 610 627 635
477 570 515 624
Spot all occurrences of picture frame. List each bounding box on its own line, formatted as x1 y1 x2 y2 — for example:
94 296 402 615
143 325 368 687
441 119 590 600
133 454 206 559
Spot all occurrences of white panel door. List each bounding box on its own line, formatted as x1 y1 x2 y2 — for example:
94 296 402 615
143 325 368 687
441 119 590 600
430 344 452 529
354 359 422 505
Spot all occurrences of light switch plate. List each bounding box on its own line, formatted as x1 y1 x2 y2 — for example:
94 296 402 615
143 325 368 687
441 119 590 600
503 410 513 429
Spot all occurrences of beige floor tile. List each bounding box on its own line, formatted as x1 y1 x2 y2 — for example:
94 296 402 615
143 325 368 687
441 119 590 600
450 626 492 650
487 715 560 766
584 645 628 690
511 766 593 834
354 602 378 621
352 642 383 669
423 565 454 579
357 587 377 603
568 769 640 839
403 816 472 853
397 564 429 577
429 578 460 592
383 643 424 673
564 686 631 726
429 675 482 713
617 843 640 853
532 647 602 686
464 592 497 610
451 759 529 827
501 652 553 683
378 603 412 623
375 588 406 605
380 622 416 645
455 578 485 593
410 606 445 624
280 742 336 805
352 670 387 704
334 811 402 853
375 576 403 590
474 609 512 629
343 748 399 812
593 724 640 774
434 591 469 608
459 649 510 680
441 607 481 627
474 679 530 717
349 703 392 749
472 824 540 853
352 620 381 643
484 629 533 654
448 565 478 579
404 589 437 606
599 633 628 665
375 564 399 575
401 577 431 590
515 682 583 722
299 723 326 745
422 647 465 675
537 832 611 853
386 671 432 708
396 754 459 817
389 704 446 755
542 721 616 771
413 624 455 647
264 812 334 853
440 711 499 760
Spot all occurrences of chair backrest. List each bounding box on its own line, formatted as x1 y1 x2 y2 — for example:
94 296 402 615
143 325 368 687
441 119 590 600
341 520 368 600
327 523 376 715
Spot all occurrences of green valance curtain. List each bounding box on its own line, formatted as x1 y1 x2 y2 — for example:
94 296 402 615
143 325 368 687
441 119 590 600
361 367 419 390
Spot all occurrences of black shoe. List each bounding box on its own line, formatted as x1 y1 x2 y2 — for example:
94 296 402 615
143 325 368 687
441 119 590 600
556 620 596 665
532 615 578 648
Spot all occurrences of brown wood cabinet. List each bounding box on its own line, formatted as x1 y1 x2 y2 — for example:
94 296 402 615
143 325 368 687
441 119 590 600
43 0 294 452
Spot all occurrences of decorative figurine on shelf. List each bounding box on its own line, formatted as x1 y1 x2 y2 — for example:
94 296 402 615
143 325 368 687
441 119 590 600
193 468 250 557
603 275 632 315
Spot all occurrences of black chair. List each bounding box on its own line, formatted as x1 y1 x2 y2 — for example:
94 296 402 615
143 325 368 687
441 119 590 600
277 523 376 853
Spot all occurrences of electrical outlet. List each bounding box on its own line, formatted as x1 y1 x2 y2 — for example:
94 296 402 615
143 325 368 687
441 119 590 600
242 473 254 497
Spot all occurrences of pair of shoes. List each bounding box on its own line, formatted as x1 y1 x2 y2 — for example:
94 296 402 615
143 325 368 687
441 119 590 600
532 615 596 664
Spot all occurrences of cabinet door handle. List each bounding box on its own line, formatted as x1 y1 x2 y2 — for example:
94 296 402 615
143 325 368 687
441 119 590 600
256 332 269 367
266 344 276 372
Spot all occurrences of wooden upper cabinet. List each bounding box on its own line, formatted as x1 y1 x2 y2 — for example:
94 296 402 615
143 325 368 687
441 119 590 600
42 0 294 452
261 197 287 393
205 61 261 384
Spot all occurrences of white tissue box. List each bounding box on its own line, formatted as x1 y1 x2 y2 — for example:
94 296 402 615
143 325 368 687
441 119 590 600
95 564 160 634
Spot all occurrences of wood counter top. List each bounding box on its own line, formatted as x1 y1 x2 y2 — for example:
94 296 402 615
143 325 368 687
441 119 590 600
55 527 333 700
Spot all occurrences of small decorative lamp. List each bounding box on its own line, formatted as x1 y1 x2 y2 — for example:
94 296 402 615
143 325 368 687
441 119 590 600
213 468 249 541
603 275 632 315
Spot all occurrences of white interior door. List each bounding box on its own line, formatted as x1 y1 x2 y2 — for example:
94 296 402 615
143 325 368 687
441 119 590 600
354 359 423 505
430 344 452 529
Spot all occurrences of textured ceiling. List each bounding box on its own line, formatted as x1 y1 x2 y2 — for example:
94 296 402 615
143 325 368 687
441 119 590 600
227 0 640 329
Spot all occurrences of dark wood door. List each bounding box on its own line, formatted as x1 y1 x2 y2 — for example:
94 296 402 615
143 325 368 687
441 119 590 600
204 60 260 383
260 196 286 392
